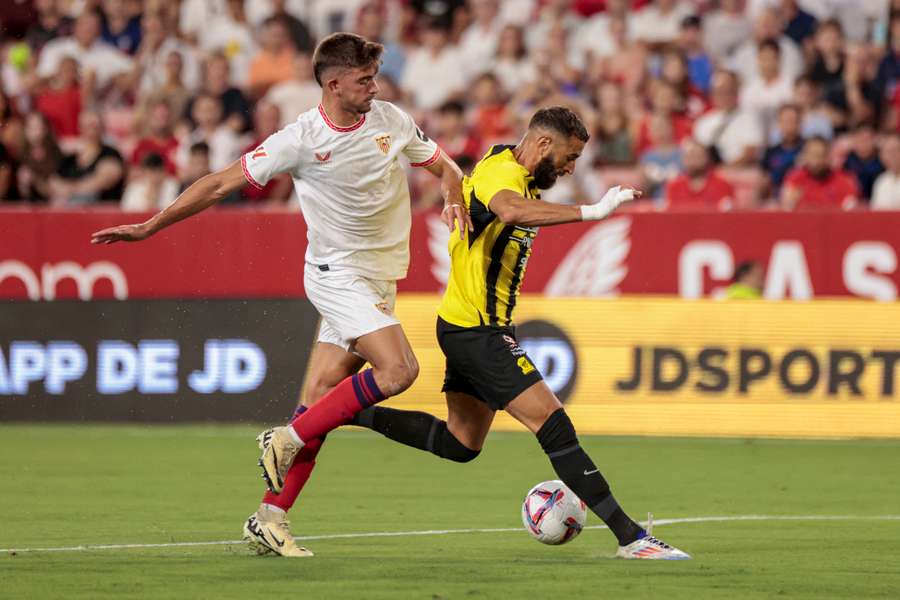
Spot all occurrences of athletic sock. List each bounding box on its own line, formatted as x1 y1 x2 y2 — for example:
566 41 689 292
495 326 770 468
353 406 480 462
536 408 644 546
290 368 385 443
261 406 325 511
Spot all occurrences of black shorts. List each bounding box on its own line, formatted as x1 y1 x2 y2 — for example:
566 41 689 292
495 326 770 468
436 317 544 410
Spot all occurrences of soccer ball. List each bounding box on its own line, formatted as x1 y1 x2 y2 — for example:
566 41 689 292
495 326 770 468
521 480 587 545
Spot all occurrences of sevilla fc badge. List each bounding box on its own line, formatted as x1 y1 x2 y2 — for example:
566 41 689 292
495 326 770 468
375 135 391 155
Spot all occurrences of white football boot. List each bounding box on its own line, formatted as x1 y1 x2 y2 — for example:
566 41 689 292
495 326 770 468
257 426 302 493
616 514 691 560
242 505 313 557
256 428 274 450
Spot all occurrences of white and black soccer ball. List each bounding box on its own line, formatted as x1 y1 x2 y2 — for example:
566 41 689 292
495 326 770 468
521 480 587 545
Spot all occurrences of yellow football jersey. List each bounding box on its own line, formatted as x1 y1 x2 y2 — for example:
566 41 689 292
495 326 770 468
437 145 540 328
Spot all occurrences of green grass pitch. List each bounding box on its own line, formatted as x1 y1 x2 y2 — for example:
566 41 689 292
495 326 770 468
1 424 899 599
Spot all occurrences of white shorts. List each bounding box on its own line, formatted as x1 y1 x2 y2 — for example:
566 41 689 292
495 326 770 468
304 265 399 352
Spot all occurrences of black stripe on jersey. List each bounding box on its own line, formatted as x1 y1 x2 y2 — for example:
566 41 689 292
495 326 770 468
505 238 530 324
487 144 515 158
468 190 496 247
485 225 514 325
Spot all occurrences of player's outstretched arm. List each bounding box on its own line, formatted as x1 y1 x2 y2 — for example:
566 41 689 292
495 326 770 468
90 160 247 244
424 153 472 240
490 186 641 228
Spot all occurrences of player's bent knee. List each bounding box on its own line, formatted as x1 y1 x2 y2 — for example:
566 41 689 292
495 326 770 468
535 408 579 456
447 446 480 463
403 359 420 386
432 420 480 462
435 438 480 463
303 380 333 406
381 361 419 396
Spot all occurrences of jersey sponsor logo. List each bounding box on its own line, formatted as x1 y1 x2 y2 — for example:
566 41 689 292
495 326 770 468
517 320 579 403
314 151 332 163
375 135 392 155
511 229 535 250
251 147 267 160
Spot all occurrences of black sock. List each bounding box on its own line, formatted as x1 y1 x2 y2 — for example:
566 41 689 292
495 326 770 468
536 408 644 546
353 406 480 463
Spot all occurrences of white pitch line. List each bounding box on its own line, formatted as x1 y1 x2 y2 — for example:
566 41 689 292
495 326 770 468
3 515 900 554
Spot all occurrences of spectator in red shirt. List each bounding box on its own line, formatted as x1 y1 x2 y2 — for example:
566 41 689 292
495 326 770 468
665 138 735 210
34 56 83 140
131 99 178 176
434 101 482 165
469 73 514 145
633 79 693 155
660 48 709 118
781 136 859 210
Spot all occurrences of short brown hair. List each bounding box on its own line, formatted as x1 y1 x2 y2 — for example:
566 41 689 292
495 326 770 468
312 33 384 87
529 106 589 142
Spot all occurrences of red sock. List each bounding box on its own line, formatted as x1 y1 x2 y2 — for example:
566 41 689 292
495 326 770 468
290 368 385 442
262 436 324 511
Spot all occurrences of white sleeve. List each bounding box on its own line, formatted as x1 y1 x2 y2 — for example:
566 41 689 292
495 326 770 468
692 114 715 146
871 177 890 210
736 112 764 147
240 124 304 189
179 0 207 36
36 42 62 78
107 49 134 78
393 106 441 168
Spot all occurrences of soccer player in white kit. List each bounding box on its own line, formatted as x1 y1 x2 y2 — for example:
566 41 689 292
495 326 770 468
91 33 471 557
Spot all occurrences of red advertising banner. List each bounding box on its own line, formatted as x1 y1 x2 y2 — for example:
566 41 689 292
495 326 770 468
1 209 307 300
2 209 899 300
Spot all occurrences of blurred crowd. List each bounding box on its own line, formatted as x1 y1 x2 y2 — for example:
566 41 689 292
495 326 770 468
1 0 900 212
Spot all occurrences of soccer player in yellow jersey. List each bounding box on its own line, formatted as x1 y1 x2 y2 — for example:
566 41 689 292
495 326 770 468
352 107 690 559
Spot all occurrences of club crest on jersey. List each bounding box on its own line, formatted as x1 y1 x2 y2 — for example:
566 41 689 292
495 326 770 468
252 147 267 160
315 151 332 163
375 135 392 155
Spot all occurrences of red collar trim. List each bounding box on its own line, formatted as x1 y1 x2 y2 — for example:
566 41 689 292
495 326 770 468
318 104 365 132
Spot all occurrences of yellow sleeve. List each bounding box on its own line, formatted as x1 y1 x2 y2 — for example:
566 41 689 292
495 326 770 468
472 161 526 208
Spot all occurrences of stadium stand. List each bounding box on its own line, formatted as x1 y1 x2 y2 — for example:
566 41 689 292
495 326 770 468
0 0 896 211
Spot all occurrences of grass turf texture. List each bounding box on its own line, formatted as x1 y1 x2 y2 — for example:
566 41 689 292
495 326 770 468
1 425 899 599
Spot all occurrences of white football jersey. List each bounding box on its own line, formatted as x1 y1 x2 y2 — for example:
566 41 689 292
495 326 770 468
241 100 440 280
